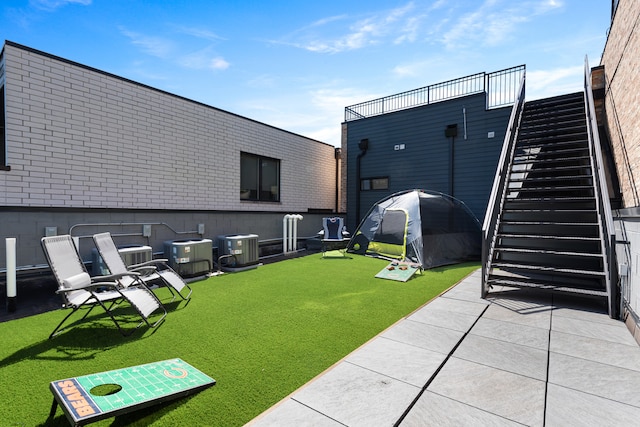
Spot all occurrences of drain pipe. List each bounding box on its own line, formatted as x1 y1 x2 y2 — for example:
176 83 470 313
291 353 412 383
283 214 304 254
355 139 369 226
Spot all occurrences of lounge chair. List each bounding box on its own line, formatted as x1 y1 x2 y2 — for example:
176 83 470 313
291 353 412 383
319 217 350 257
41 235 166 339
92 232 192 301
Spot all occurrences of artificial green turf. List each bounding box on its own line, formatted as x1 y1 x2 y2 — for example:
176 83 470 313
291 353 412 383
0 254 479 426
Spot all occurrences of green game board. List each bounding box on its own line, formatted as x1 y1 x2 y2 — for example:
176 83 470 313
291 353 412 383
49 358 216 426
375 261 421 282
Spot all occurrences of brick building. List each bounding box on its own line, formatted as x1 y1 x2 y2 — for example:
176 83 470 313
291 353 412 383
0 41 339 269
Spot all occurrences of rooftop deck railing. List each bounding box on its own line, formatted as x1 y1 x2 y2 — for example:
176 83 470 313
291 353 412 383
344 64 525 121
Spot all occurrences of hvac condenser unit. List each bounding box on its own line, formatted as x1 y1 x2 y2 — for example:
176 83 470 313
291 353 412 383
164 238 213 277
217 234 259 271
92 245 153 276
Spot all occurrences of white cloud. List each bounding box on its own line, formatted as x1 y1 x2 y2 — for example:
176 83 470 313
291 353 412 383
282 2 422 54
29 0 91 11
209 56 230 71
526 65 583 100
441 0 563 49
174 26 226 42
119 27 175 59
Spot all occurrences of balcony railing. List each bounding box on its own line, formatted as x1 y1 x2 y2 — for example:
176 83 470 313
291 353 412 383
344 64 525 121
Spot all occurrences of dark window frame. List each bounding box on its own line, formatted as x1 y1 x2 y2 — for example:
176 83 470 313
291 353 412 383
240 152 281 202
360 176 389 191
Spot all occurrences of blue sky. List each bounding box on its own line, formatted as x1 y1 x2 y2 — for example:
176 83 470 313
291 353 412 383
2 0 611 147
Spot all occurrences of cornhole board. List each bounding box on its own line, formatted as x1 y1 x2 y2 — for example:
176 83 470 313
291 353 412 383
375 261 420 282
49 358 215 426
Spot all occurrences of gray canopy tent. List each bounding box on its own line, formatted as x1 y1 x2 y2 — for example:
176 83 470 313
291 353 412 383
347 189 481 269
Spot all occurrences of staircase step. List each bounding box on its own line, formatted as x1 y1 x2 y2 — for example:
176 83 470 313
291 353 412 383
498 222 600 238
500 209 597 223
496 234 602 253
508 175 592 184
486 278 608 297
503 197 596 210
490 262 605 277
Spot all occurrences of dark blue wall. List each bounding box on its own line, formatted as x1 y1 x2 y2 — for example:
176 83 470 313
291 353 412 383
346 92 511 232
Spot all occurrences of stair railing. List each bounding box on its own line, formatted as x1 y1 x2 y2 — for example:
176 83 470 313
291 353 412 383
584 55 617 318
481 72 526 297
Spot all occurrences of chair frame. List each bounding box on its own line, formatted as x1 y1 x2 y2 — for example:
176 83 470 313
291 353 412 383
42 235 166 339
92 232 192 301
320 217 350 257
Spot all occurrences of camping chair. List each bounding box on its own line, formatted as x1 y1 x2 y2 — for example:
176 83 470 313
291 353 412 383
319 217 350 257
92 232 192 301
41 235 166 339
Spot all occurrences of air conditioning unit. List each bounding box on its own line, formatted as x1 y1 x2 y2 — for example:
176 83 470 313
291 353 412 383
217 234 259 272
92 245 152 276
164 238 213 277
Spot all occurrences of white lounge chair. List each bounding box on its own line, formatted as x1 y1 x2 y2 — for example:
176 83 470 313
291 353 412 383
92 232 192 301
41 235 167 339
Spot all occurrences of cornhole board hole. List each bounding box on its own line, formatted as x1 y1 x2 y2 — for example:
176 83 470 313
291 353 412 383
375 261 420 282
49 358 215 426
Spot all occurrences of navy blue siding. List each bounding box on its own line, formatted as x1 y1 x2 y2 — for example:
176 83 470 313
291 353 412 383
346 93 511 232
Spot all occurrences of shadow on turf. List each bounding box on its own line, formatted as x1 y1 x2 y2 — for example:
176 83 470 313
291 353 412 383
0 304 177 369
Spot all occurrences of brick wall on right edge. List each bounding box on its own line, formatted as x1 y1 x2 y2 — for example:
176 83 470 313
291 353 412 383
601 0 640 209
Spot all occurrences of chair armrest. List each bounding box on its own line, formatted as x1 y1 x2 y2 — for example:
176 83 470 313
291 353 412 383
93 271 141 282
56 281 119 294
129 259 169 269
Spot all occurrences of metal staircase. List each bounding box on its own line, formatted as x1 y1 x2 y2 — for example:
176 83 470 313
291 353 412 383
482 61 617 317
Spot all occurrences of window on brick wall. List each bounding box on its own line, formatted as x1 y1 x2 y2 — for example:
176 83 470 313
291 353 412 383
240 152 280 202
0 85 6 168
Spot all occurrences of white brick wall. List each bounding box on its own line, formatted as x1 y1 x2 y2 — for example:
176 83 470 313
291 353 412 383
1 42 337 212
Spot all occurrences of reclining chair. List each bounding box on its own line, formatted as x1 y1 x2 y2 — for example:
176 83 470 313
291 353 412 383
41 234 166 338
92 232 192 301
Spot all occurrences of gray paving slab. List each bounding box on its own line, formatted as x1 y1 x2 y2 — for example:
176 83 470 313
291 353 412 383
291 362 420 427
550 330 640 372
551 314 637 345
407 303 482 332
381 318 465 355
428 357 546 426
442 285 490 304
482 300 552 329
400 391 522 427
545 383 640 426
345 336 448 387
424 294 488 317
453 334 548 380
249 399 345 427
470 316 549 350
548 351 640 408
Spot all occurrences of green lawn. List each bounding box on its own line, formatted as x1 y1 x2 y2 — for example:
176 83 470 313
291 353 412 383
0 253 479 426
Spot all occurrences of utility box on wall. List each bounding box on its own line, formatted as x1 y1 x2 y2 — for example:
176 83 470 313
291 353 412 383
92 245 153 276
164 238 213 277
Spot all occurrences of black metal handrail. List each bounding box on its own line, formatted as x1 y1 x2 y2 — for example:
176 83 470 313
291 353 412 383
345 65 525 121
481 71 526 297
584 56 617 318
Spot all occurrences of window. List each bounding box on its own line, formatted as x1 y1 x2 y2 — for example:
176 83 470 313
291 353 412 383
361 177 389 191
240 152 280 202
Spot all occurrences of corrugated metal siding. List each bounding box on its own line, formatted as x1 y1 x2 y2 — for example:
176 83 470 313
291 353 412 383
346 93 511 231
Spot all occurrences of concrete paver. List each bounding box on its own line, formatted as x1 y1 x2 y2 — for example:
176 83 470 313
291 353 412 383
248 270 640 426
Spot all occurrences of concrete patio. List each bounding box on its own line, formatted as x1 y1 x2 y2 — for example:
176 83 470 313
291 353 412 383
247 269 640 426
